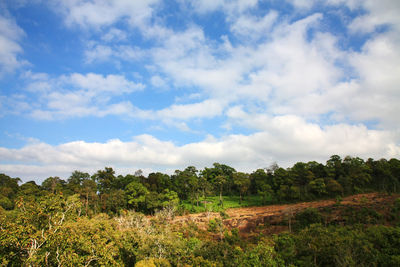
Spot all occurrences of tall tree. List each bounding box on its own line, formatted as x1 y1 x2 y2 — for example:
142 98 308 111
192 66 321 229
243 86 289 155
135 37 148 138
233 172 250 204
41 177 65 194
125 181 149 211
0 173 21 210
214 175 227 207
92 167 116 212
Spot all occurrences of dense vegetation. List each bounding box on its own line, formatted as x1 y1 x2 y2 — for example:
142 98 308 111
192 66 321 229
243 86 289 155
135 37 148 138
1 155 400 266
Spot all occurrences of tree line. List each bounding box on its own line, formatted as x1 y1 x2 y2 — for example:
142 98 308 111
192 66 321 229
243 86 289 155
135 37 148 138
1 155 400 215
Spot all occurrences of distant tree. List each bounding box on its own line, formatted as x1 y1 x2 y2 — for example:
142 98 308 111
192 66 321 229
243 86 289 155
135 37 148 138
18 181 42 202
250 169 271 195
325 178 343 196
126 181 149 211
198 175 211 211
370 159 398 193
214 175 227 207
92 167 117 212
326 155 344 180
343 156 371 193
309 178 327 197
41 176 65 194
233 172 250 204
93 167 116 194
81 178 97 215
68 171 90 189
147 172 171 193
0 173 21 209
202 163 236 196
258 182 273 205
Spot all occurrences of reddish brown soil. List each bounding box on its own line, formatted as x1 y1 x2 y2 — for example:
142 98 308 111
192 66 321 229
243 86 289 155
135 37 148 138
172 193 398 236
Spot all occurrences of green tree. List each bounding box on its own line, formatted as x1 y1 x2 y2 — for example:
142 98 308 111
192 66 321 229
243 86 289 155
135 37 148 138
93 167 116 212
41 176 65 194
126 181 149 211
309 178 327 197
258 182 273 205
290 162 314 199
233 172 250 204
67 170 90 193
0 173 20 209
214 175 227 207
93 167 116 194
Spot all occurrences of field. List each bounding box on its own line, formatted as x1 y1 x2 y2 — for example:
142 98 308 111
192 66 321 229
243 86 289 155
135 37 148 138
181 194 271 213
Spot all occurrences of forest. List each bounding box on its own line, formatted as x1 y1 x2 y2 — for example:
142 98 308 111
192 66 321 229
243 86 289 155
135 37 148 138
1 155 400 266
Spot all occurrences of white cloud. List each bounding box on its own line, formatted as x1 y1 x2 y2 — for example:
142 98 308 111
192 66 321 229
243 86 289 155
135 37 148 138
55 0 160 30
21 72 144 120
287 0 318 10
85 43 144 64
184 0 257 15
0 14 26 76
230 11 278 40
344 31 400 127
1 118 398 182
101 28 127 42
156 99 225 120
347 0 400 33
150 75 167 88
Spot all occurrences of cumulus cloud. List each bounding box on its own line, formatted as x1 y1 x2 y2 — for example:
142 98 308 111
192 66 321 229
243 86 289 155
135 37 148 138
1 118 398 182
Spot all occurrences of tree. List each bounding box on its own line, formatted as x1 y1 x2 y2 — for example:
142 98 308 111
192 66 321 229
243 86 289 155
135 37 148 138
67 171 90 192
198 176 211 211
325 178 343 196
309 178 327 197
233 172 250 204
214 175 227 207
258 182 273 205
93 167 116 212
147 172 171 193
290 162 314 199
326 155 344 180
342 156 371 194
126 181 149 211
17 181 42 202
159 189 179 209
93 167 116 194
41 176 65 194
0 173 20 210
202 163 236 196
81 178 97 215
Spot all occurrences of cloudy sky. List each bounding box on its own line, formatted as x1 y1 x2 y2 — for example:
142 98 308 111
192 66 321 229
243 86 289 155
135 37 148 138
0 0 399 182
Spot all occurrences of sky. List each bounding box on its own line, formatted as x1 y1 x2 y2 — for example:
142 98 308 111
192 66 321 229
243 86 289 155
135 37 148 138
0 0 399 183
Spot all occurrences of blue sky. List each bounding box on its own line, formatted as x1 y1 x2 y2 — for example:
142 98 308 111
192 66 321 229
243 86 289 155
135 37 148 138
0 0 399 182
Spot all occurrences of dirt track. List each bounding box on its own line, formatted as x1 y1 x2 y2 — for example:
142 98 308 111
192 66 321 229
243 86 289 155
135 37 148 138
172 193 396 235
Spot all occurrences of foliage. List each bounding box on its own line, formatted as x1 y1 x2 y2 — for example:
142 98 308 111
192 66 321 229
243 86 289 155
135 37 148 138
294 208 324 231
2 155 400 265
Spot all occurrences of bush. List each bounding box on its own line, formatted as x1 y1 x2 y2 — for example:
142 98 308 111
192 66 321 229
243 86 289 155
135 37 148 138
294 208 323 231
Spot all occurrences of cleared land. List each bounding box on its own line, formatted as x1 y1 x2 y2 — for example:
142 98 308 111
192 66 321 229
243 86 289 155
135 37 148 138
173 193 399 236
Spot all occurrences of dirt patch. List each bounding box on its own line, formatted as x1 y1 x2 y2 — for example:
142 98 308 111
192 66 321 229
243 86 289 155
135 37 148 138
172 193 398 235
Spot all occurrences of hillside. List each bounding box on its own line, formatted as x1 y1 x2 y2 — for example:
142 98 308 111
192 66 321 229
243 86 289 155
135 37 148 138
174 193 399 236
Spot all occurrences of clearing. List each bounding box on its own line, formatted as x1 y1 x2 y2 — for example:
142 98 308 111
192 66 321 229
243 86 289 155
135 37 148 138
173 193 399 236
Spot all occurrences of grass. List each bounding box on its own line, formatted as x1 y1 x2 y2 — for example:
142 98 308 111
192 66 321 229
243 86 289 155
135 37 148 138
181 194 273 213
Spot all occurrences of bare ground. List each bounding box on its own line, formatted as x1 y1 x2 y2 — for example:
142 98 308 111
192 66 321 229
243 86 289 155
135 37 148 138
172 193 398 236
